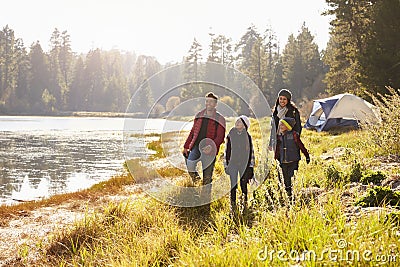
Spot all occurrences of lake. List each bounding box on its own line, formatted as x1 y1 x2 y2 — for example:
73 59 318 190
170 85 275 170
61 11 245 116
0 116 187 205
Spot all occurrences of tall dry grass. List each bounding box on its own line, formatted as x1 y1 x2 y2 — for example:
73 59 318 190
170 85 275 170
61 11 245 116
365 86 400 156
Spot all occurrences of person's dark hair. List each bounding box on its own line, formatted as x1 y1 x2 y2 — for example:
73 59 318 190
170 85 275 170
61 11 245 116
205 92 218 101
278 89 292 102
273 89 297 112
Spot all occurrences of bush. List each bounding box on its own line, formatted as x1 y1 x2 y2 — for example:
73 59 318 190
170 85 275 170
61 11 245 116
349 161 363 183
355 186 400 207
365 86 400 155
360 170 387 185
324 164 346 187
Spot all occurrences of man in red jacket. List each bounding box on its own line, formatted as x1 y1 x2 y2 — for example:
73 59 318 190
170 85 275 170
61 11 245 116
183 92 226 209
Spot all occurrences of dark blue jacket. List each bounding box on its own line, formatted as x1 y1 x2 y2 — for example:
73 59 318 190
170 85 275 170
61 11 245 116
275 130 309 163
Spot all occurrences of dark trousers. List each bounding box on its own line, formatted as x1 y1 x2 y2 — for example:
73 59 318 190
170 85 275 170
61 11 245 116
280 161 299 197
228 163 248 208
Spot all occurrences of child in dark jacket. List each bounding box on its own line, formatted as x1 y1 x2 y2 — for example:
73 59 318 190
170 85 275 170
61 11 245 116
225 115 255 215
274 117 310 197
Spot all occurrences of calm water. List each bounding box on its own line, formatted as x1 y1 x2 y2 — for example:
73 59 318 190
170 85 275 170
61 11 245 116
0 116 186 205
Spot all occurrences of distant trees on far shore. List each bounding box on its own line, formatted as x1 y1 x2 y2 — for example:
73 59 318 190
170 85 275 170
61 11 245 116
0 0 399 115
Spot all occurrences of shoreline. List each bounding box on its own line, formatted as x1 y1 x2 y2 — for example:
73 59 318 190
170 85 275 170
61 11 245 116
0 173 140 266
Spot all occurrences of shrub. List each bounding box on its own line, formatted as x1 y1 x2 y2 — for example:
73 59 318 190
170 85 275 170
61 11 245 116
355 186 400 207
147 139 165 159
360 170 387 185
324 164 346 187
365 86 400 155
349 161 363 183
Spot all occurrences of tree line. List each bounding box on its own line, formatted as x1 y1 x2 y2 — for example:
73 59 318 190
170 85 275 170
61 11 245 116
324 0 400 98
0 0 399 115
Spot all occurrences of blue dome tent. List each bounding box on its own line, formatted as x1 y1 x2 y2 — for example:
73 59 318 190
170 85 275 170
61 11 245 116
304 93 380 132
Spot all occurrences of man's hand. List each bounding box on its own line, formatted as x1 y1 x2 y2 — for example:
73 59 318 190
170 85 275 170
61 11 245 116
201 145 212 154
182 148 189 158
306 157 310 164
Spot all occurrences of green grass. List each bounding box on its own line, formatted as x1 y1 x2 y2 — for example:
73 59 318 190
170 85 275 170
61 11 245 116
10 111 400 266
147 139 165 159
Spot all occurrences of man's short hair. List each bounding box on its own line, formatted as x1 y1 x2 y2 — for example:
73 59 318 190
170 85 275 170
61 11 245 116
205 92 218 101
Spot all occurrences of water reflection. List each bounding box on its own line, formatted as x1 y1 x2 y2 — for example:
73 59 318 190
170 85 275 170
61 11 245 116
11 175 50 201
0 130 126 205
0 116 187 205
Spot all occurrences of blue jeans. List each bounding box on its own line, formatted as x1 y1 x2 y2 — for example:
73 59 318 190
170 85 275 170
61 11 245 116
186 145 216 205
186 145 216 181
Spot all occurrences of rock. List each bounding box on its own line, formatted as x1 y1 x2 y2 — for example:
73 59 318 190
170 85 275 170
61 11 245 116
382 175 400 191
297 187 324 204
320 147 352 160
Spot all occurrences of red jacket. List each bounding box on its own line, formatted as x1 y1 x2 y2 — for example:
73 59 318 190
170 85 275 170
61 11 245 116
184 108 226 153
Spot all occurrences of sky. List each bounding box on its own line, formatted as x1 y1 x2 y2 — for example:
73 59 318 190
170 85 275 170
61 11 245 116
1 0 333 65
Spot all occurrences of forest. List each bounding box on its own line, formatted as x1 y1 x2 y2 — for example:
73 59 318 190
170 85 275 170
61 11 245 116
0 0 399 115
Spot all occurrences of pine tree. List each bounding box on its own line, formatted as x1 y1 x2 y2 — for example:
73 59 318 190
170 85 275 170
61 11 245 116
28 41 50 113
68 57 86 111
103 50 130 112
0 25 18 109
263 26 280 98
58 30 74 109
48 28 63 110
358 0 400 96
249 36 266 91
207 32 234 66
235 24 260 72
181 38 203 101
84 49 105 111
281 24 324 100
130 55 160 114
12 39 30 112
296 23 324 98
323 0 374 95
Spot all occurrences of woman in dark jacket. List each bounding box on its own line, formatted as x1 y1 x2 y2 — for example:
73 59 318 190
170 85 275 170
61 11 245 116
269 89 302 150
